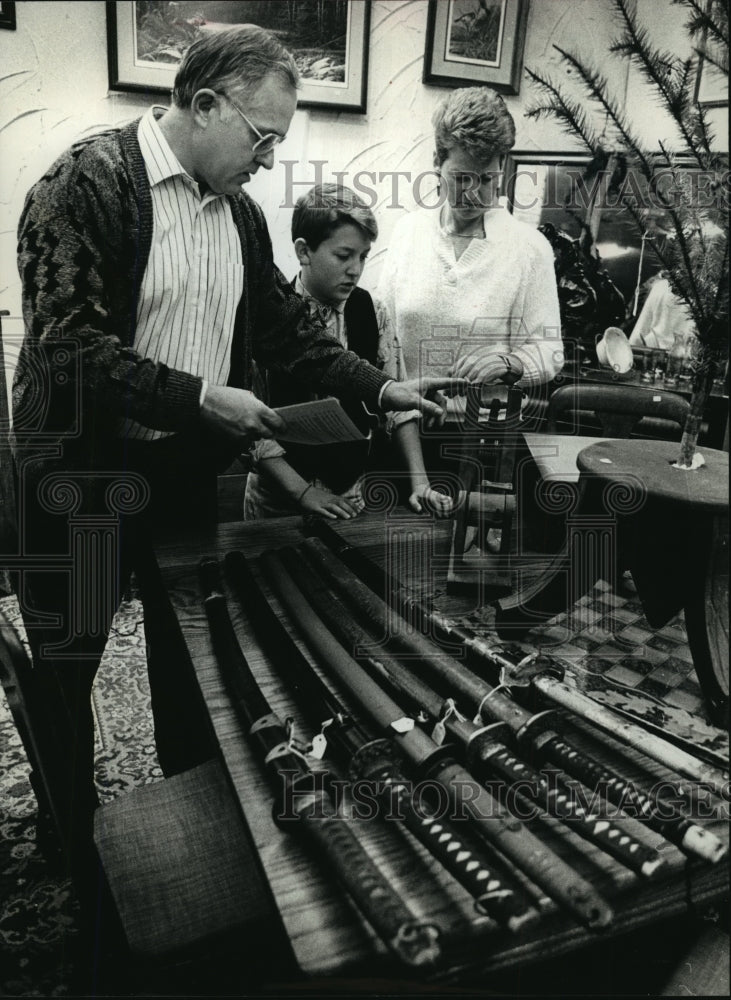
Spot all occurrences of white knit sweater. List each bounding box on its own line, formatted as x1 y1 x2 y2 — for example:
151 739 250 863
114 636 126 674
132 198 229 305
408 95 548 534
377 206 564 388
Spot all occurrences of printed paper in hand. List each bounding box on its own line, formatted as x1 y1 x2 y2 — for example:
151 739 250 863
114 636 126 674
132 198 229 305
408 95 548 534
274 398 369 446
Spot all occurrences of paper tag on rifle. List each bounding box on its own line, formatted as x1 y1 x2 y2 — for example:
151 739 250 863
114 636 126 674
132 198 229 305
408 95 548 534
391 717 415 734
431 720 446 745
309 733 328 760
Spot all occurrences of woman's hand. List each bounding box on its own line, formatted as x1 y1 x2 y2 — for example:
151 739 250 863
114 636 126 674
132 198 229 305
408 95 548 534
408 486 454 518
450 351 523 385
299 485 365 519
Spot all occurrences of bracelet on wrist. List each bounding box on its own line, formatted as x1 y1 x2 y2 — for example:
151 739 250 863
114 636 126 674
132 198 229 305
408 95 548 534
297 483 313 504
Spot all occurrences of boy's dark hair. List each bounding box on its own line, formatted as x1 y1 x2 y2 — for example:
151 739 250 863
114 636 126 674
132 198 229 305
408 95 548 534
291 183 378 249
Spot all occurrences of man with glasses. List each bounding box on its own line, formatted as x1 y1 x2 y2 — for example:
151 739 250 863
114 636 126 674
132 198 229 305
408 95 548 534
12 24 460 907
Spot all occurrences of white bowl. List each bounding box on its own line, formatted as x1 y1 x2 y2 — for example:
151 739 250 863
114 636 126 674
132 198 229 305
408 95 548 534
596 327 634 374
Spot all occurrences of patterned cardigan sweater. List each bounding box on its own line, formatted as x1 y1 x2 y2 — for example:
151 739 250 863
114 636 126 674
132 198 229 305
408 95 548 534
13 116 388 472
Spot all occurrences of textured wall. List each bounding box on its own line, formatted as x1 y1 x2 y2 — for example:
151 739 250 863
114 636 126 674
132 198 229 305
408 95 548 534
1 0 725 325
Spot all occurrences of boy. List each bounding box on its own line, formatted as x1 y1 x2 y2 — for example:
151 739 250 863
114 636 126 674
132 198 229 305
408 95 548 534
244 183 452 520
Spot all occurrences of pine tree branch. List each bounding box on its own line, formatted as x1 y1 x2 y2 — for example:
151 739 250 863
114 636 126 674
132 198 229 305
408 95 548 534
552 45 656 182
653 139 707 323
698 46 730 75
675 0 729 49
611 0 709 167
524 68 600 153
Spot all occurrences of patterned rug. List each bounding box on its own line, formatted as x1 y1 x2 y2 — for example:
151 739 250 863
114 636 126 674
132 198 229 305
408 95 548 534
0 592 156 997
0 573 728 996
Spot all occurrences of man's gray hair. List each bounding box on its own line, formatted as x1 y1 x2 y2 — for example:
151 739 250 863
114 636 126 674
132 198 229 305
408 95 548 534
432 86 515 165
172 24 299 107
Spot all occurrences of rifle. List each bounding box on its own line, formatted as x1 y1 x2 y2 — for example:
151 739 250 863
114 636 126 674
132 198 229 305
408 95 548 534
258 548 614 930
300 532 727 866
277 543 665 880
223 549 540 932
198 558 441 969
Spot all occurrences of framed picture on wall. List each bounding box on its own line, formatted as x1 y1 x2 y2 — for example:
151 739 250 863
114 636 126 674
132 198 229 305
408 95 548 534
503 152 593 236
106 1 371 112
0 1 16 30
694 39 728 107
423 0 530 94
505 153 727 329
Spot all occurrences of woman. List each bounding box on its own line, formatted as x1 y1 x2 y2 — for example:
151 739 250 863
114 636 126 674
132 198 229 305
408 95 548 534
378 87 563 425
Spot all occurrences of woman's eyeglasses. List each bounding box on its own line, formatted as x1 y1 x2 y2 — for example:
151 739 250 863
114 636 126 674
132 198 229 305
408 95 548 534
222 93 284 155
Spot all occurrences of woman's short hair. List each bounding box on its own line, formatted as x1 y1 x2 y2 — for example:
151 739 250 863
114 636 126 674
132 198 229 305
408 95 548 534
172 25 299 107
432 86 516 165
292 183 378 249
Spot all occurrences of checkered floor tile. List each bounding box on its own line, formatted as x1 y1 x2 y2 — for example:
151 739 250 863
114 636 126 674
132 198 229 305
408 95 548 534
522 576 727 761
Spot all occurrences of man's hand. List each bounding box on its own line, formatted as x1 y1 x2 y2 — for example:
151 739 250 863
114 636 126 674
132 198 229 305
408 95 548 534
200 386 284 441
450 351 524 385
382 377 468 429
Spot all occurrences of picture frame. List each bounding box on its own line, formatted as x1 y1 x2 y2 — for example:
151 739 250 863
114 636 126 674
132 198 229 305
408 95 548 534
504 152 726 327
503 151 594 237
423 0 530 94
0 1 16 31
694 41 728 107
106 1 371 113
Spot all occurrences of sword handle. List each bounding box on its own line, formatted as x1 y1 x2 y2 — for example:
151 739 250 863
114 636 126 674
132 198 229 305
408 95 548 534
351 740 538 931
393 782 539 931
472 740 664 878
539 734 727 864
297 788 441 968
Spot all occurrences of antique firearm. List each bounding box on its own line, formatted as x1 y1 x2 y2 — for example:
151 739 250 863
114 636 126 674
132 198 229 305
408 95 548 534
223 549 540 932
198 558 441 968
300 533 727 866
259 549 614 930
278 544 665 880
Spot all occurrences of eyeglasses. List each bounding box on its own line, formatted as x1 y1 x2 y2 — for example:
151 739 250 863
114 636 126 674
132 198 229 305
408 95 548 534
222 93 284 156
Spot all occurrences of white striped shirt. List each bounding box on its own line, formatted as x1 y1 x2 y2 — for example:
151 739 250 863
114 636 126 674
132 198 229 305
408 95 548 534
119 107 243 440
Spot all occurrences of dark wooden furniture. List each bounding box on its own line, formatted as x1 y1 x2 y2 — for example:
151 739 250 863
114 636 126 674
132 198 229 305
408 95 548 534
447 384 523 593
545 383 690 438
559 362 727 447
498 438 729 725
151 513 729 990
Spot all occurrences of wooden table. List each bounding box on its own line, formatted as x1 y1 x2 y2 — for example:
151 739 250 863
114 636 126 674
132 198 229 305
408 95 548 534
154 511 729 990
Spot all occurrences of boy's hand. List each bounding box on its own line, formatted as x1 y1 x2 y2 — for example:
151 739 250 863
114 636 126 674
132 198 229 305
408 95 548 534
381 377 468 429
408 486 453 518
300 485 364 520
